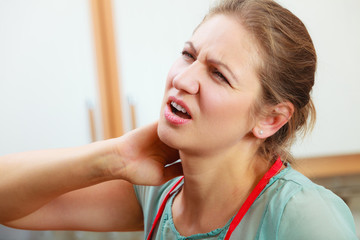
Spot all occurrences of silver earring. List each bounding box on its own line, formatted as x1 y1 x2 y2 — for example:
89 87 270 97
259 130 263 135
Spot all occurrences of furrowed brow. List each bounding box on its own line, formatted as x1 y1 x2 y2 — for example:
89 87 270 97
184 41 239 84
184 41 197 55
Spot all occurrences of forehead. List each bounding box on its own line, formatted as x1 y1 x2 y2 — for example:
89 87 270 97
190 14 260 78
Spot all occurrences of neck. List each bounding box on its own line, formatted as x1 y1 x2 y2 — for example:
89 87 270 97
172 144 272 236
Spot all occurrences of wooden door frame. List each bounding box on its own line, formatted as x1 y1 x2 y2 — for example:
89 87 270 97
90 0 124 139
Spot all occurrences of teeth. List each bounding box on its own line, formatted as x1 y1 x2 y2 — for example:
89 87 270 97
171 101 189 114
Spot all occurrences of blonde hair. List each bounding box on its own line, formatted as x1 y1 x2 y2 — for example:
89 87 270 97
205 0 317 163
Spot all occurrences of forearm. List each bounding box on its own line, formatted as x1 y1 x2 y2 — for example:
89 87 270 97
0 122 181 228
0 140 120 223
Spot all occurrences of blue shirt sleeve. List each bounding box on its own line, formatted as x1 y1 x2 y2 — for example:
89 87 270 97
278 185 358 240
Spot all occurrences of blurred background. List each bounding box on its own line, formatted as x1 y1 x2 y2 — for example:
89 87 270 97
0 0 359 239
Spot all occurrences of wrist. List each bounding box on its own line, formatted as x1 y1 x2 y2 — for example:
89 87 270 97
83 139 127 182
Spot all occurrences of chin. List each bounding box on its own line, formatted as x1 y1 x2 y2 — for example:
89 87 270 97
157 119 179 149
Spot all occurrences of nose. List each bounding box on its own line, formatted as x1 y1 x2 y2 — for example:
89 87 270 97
172 61 201 95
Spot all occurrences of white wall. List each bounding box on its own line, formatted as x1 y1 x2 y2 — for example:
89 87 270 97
0 0 99 155
278 0 360 157
114 0 360 158
0 0 359 239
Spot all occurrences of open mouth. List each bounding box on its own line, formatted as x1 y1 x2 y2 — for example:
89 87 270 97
170 101 192 119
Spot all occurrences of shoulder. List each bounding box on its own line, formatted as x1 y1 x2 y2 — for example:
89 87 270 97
266 166 358 240
133 177 182 211
133 177 183 234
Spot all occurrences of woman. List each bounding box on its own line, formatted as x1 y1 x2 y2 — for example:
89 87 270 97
0 0 357 239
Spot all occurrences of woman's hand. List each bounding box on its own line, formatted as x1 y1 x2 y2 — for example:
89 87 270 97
107 122 182 185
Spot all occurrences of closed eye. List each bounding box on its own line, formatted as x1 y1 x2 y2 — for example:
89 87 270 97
181 50 195 61
212 69 230 85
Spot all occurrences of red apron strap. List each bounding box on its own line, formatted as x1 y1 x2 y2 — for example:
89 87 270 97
224 157 283 240
146 176 184 240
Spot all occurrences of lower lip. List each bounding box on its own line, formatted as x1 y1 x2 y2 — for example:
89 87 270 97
164 104 192 125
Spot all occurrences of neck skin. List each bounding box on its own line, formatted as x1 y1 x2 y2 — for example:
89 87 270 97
172 137 272 236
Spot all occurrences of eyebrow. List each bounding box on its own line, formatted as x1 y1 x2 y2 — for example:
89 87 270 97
184 41 238 83
184 41 197 55
207 59 238 83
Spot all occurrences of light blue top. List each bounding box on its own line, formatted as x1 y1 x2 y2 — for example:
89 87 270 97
134 165 358 239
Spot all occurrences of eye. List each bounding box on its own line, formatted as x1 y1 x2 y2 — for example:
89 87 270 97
181 50 195 61
212 69 230 85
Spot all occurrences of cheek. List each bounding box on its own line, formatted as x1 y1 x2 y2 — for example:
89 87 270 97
201 90 254 127
200 87 234 116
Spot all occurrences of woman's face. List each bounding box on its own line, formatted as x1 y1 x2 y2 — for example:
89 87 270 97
158 14 262 156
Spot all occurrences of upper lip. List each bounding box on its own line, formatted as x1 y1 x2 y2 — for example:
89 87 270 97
167 96 192 117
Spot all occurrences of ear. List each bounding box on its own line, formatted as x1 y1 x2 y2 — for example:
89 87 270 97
252 102 294 139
